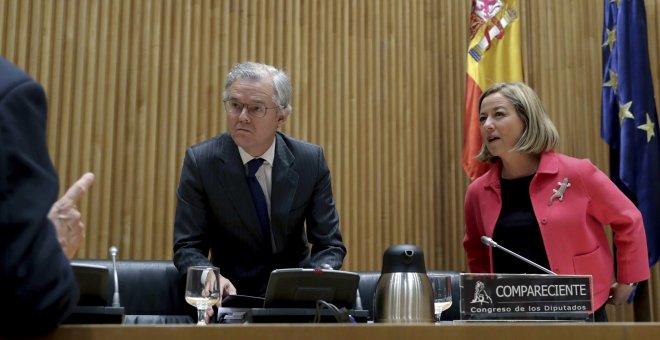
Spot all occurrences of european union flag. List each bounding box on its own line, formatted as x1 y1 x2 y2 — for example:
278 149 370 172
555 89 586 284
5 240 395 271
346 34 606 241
602 0 660 266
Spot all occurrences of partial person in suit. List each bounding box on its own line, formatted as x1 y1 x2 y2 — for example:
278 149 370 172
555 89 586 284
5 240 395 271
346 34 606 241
0 56 95 337
173 61 346 299
463 82 649 322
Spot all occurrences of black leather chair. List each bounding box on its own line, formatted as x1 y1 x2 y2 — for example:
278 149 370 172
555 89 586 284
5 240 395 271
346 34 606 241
71 260 193 324
357 270 461 321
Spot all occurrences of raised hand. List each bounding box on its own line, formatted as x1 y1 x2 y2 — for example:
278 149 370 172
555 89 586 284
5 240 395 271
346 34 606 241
47 172 95 259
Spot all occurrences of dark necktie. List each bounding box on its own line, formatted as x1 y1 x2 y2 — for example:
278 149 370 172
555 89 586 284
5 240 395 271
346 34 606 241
246 158 270 241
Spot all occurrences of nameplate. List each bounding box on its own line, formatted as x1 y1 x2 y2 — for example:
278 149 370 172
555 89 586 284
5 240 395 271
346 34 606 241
459 273 592 321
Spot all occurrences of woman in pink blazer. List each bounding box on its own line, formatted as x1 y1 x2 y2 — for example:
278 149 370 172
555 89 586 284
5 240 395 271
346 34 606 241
463 82 649 321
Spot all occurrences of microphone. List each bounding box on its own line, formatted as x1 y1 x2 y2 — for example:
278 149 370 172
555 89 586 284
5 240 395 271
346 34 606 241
109 246 121 307
480 236 556 275
354 289 363 310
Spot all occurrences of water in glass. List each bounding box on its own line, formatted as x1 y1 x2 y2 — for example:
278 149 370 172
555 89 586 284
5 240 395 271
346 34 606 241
185 266 221 325
430 274 452 322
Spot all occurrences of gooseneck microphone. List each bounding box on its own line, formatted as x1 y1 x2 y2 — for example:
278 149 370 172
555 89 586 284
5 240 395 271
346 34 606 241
354 289 363 310
480 236 556 275
109 246 121 307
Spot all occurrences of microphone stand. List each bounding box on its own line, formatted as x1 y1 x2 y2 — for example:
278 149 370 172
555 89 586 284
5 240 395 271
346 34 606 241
480 236 556 275
109 246 121 307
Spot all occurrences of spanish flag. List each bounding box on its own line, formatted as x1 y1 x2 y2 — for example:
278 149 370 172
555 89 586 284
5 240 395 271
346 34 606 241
463 0 523 180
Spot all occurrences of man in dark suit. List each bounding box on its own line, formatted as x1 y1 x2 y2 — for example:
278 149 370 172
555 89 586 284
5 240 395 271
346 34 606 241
0 57 95 336
173 61 346 297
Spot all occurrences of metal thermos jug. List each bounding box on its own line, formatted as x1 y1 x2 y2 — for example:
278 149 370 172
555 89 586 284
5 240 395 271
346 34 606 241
374 244 434 323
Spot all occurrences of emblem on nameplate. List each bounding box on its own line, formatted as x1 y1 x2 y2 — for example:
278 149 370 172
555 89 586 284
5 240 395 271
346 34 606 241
470 281 493 305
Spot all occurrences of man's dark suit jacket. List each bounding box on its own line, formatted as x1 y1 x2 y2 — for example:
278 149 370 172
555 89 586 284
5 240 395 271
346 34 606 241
0 57 79 336
173 132 346 296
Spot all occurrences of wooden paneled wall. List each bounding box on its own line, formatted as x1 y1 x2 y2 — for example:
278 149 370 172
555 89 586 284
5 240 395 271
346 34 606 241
2 0 660 321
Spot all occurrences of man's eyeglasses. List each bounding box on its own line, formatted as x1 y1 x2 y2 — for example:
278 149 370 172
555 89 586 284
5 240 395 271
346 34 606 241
223 99 280 118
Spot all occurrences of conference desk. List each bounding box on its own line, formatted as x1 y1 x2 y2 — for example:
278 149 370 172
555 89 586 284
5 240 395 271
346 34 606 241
44 323 660 340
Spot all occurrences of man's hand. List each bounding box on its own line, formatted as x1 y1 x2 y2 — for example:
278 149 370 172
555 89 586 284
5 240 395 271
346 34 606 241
47 172 95 259
204 275 237 322
220 275 237 297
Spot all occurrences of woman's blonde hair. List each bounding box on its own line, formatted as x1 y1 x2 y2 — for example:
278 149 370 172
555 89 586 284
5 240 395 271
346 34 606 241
476 82 559 163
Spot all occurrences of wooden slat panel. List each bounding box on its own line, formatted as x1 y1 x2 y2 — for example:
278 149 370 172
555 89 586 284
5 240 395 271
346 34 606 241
3 0 660 321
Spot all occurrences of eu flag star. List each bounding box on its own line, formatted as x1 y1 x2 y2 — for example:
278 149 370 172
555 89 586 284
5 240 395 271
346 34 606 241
603 27 616 51
603 70 618 93
618 101 634 125
638 113 656 142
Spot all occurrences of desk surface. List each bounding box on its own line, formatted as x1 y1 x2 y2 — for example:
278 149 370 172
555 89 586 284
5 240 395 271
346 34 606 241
46 323 660 340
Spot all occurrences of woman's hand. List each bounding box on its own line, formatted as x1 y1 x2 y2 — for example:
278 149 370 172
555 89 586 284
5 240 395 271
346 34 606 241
608 282 636 305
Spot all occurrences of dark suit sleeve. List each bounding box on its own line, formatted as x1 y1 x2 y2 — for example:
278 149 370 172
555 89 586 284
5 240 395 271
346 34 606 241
304 148 346 269
0 76 79 337
173 149 214 276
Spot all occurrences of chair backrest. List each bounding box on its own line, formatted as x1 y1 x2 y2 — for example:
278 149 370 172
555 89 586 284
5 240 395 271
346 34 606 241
71 259 189 316
357 270 462 321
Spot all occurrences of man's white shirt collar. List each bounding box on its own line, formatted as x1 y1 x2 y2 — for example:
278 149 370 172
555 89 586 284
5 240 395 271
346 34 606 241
237 138 276 166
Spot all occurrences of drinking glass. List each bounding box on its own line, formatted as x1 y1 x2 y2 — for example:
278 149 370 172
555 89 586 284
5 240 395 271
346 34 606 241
185 266 221 325
430 274 453 322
